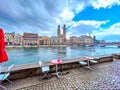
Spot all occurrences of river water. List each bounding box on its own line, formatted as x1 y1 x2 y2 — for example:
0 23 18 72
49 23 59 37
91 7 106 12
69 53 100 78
3 46 120 66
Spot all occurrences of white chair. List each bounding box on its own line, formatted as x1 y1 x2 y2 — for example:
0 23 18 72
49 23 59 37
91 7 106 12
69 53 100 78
0 64 14 90
79 61 88 69
79 61 87 65
90 60 98 64
39 61 50 80
89 55 98 64
89 59 98 70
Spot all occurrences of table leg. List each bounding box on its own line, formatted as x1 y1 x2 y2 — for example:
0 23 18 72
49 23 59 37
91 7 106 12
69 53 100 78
52 64 61 78
85 60 93 70
56 64 57 73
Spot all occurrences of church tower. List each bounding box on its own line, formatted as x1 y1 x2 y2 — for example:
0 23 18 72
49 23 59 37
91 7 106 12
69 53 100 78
63 24 66 42
57 25 61 38
57 24 66 43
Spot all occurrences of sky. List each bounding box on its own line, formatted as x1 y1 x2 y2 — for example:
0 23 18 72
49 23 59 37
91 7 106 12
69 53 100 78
0 0 120 42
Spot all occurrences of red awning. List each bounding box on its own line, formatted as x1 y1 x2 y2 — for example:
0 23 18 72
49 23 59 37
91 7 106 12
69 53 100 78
0 28 8 63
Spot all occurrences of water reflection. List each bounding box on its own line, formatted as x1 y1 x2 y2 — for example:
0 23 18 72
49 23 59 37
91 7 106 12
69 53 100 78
4 46 120 66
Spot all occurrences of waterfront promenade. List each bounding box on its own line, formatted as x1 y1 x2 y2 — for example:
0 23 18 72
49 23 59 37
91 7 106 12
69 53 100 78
6 45 68 48
3 59 120 90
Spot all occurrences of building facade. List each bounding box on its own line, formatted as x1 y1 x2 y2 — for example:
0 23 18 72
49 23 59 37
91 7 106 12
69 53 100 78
14 34 23 45
78 36 85 45
38 36 44 45
22 33 38 45
69 36 78 44
57 24 66 43
80 35 94 45
50 36 61 45
42 36 50 45
69 35 94 45
84 35 94 44
5 32 15 45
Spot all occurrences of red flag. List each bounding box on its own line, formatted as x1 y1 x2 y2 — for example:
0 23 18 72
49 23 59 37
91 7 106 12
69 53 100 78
0 28 8 63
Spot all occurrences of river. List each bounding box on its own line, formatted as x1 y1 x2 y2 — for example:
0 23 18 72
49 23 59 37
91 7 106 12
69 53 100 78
3 45 120 66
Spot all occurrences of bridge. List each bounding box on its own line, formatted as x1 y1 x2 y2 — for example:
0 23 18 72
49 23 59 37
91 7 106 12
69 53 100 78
98 42 120 47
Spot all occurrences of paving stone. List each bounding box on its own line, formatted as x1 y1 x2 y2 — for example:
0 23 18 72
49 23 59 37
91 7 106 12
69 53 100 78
8 60 120 90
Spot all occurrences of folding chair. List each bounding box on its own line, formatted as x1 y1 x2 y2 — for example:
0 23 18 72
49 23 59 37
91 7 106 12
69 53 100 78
79 61 88 69
89 55 98 64
39 61 50 80
40 66 50 80
89 59 98 70
79 61 87 66
90 60 98 64
0 64 14 90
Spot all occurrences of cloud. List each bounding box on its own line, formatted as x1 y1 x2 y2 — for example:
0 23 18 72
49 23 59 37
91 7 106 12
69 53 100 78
70 20 109 28
90 0 120 9
0 0 83 36
60 8 74 22
66 20 109 38
55 0 85 25
0 0 120 42
92 22 120 41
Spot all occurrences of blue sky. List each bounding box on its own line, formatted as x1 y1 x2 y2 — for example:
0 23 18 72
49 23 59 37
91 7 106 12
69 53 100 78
0 0 120 42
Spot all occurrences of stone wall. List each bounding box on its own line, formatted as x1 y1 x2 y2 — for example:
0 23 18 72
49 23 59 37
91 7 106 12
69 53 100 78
98 55 113 63
112 54 120 59
2 55 113 80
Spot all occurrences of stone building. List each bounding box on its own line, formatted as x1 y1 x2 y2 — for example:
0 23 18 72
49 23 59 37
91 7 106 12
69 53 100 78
5 32 15 45
70 35 94 45
57 24 66 44
22 33 38 45
79 35 94 45
69 36 78 44
14 34 23 45
50 36 61 45
42 36 50 45
84 35 94 44
78 36 85 45
38 36 44 45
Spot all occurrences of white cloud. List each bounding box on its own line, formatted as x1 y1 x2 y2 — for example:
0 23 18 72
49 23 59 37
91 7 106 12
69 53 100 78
0 0 65 36
90 0 120 9
0 0 120 41
72 20 109 28
66 20 109 38
56 1 85 25
74 2 85 14
0 0 86 37
66 20 109 33
59 8 74 23
91 22 120 41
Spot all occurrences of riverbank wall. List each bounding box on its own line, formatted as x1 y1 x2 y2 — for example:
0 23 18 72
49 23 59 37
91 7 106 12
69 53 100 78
112 53 120 59
1 55 115 80
6 45 68 48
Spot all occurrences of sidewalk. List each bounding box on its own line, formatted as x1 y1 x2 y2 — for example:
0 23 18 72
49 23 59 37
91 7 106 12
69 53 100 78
3 60 120 90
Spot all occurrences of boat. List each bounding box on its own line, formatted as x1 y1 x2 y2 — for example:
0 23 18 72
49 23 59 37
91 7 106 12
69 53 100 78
99 44 106 47
86 44 94 47
57 51 66 54
118 45 120 48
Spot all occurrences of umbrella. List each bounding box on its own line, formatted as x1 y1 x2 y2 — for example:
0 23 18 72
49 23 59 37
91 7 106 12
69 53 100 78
0 28 8 63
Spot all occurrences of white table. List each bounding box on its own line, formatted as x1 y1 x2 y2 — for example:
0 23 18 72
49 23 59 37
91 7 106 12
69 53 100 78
51 59 62 78
83 56 94 70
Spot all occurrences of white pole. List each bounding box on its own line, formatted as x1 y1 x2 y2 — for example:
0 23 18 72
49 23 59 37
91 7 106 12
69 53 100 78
0 63 2 73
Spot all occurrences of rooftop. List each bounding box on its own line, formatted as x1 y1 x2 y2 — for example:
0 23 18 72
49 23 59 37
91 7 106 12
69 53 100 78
3 59 120 90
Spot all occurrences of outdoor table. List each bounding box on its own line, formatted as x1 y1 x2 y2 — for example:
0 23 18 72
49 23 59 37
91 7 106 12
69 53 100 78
51 59 62 78
83 56 94 70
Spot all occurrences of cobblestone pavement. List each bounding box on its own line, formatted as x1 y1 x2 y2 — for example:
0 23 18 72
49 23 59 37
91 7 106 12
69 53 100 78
8 60 120 90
